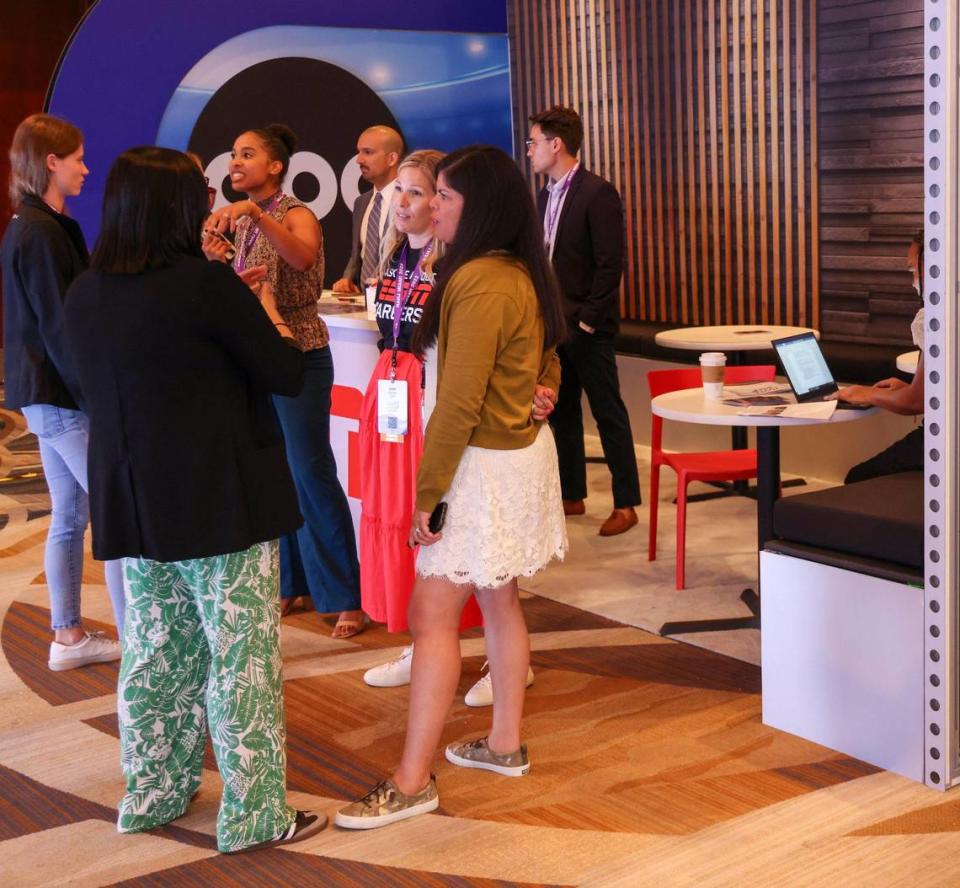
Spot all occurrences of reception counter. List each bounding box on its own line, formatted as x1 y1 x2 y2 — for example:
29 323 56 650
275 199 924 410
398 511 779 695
320 294 437 545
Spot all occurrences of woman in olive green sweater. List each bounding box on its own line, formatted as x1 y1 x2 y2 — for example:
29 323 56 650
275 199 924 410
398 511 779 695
337 145 568 829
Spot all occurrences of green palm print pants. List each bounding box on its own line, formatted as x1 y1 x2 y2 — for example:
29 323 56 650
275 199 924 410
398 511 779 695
116 540 296 853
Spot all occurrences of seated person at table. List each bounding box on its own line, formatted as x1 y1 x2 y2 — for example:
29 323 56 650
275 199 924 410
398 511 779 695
831 232 924 483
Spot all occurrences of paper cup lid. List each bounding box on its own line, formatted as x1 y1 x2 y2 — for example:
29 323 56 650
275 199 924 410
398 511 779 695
699 352 726 364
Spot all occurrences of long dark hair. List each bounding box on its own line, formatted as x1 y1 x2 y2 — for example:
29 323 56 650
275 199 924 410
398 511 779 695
412 145 565 355
91 147 207 274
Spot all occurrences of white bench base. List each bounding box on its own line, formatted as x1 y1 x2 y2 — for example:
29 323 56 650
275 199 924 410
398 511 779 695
760 550 924 781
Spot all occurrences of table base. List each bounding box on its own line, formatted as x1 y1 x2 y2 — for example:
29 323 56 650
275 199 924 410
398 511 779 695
659 589 760 636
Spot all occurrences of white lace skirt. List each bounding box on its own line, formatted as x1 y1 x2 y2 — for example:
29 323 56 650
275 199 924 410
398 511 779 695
416 425 568 588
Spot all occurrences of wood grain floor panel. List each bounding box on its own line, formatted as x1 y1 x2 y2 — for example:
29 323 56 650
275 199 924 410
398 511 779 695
0 820 216 888
110 849 568 888
530 643 760 694
850 796 960 836
0 762 114 841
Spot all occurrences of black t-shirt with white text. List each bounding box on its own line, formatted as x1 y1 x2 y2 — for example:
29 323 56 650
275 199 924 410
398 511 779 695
375 245 434 352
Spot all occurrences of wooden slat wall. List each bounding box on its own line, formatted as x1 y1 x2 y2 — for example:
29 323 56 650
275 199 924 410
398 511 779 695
818 0 924 345
508 0 819 329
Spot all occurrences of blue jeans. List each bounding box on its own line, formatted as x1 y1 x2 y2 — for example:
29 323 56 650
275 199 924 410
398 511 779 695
22 404 126 631
272 347 360 612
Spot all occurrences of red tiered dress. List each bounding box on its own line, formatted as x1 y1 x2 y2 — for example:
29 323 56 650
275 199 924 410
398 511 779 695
358 250 482 631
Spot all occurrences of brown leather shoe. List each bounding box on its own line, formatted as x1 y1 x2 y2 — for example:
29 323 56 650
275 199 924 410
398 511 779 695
563 499 586 516
599 507 638 536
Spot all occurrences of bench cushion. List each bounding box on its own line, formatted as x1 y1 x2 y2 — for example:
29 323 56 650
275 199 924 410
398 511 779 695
772 471 923 569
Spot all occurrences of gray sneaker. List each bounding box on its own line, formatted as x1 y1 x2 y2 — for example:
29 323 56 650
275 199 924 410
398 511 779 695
335 776 439 830
445 736 530 777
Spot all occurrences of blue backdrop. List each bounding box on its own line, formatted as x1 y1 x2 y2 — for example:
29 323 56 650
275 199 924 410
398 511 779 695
46 0 511 255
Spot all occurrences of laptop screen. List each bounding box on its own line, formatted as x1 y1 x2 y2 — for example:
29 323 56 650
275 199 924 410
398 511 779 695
773 333 835 397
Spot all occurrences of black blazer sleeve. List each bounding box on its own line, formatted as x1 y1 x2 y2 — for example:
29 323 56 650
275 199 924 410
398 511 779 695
578 180 624 331
16 222 82 398
202 262 305 396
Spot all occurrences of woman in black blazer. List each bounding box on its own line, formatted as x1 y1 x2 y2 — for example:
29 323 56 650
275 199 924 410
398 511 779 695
64 146 325 853
0 113 125 670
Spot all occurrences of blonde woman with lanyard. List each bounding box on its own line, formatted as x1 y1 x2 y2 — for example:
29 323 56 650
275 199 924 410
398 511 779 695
207 124 363 637
358 151 485 690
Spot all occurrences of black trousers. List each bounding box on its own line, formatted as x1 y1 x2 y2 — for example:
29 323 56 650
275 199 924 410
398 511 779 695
549 329 642 508
844 425 924 484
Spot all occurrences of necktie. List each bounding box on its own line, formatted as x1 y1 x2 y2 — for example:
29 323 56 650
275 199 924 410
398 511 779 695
360 191 383 285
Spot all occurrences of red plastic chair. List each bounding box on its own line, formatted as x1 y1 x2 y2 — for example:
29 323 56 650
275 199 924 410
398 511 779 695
647 365 777 589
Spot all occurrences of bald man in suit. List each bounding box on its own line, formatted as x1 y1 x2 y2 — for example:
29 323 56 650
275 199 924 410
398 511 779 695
332 125 404 293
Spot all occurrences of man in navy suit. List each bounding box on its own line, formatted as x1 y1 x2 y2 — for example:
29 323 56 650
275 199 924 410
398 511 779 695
332 125 403 294
528 106 640 536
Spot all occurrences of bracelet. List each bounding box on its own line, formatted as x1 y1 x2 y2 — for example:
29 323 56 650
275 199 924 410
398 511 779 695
274 321 289 327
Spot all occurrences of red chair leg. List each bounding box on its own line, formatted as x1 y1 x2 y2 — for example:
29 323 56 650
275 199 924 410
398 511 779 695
676 473 688 590
648 463 661 561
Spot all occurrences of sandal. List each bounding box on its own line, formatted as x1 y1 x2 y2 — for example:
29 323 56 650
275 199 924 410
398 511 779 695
280 596 312 617
332 610 367 639
226 809 327 854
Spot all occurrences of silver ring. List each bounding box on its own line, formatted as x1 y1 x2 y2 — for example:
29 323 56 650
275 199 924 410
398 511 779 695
413 527 421 536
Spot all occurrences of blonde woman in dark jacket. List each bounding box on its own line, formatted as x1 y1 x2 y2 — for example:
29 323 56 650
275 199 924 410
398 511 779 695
0 113 124 669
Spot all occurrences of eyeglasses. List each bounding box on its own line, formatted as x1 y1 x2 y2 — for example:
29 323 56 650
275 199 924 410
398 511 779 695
525 137 556 148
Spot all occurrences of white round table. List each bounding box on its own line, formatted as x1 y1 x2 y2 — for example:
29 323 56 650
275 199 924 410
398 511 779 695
655 324 819 353
651 388 874 554
896 350 920 375
651 388 875 635
655 324 820 474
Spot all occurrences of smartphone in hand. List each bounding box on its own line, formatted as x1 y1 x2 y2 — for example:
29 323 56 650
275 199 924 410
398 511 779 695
428 501 447 534
212 230 236 261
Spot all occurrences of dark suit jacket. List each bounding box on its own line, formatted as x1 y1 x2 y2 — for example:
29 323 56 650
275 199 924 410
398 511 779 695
1 195 88 409
64 256 305 563
537 166 624 336
341 189 373 286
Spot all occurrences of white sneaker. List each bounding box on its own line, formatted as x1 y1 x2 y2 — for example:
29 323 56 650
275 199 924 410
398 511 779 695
363 645 414 687
48 631 121 671
464 661 535 707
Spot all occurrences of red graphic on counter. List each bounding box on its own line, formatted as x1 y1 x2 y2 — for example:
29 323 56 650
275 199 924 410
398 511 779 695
331 384 363 498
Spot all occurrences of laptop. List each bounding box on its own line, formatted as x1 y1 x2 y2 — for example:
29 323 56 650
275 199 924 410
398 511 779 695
771 332 871 409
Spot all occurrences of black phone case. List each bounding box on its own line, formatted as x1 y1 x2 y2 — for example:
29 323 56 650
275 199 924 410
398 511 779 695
428 501 448 533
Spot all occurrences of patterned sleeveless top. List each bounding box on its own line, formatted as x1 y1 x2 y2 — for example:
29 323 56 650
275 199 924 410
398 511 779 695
234 193 328 351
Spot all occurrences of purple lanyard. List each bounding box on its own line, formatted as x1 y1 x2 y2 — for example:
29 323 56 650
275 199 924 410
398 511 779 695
544 165 577 248
390 241 433 379
234 192 283 271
